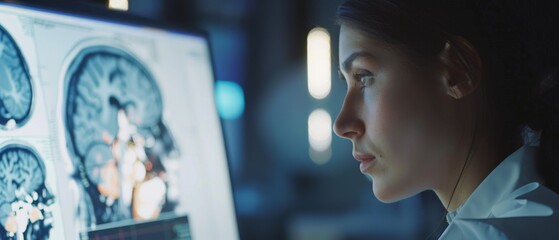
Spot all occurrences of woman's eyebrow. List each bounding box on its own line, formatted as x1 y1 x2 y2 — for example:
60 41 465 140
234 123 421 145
341 51 376 73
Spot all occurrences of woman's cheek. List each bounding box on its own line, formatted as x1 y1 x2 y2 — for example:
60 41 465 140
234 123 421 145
370 84 435 177
367 93 427 201
372 88 415 154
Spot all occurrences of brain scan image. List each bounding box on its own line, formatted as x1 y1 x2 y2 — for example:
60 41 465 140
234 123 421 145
0 144 55 240
63 45 179 228
0 25 33 130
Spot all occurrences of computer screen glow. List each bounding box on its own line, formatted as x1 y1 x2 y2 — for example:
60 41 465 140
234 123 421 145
0 3 238 240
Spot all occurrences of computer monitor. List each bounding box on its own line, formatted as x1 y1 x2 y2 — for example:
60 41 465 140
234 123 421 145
0 1 238 239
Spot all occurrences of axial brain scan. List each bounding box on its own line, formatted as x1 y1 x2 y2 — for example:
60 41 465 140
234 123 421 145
0 144 55 240
0 25 33 130
64 46 179 227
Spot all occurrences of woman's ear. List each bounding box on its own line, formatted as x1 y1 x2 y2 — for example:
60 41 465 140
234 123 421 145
438 36 482 99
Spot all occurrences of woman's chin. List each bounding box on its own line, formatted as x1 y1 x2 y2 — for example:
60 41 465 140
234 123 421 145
373 190 401 203
372 182 414 203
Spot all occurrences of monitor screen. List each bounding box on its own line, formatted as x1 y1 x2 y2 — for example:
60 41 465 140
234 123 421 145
0 2 238 240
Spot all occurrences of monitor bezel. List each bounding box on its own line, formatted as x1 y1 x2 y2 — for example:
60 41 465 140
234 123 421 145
1 0 207 38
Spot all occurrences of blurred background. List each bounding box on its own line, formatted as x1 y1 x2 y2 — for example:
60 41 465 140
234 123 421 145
25 0 447 239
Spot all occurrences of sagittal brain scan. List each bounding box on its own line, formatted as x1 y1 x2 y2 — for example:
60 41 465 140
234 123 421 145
0 144 54 240
63 45 179 227
0 25 33 130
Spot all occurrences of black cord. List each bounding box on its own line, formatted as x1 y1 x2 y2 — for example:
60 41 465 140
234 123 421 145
424 92 479 240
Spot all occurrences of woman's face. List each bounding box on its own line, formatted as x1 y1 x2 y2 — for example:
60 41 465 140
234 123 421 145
335 25 465 202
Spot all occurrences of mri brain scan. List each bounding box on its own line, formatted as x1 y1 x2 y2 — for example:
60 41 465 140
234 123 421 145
64 46 179 227
0 144 54 240
0 25 33 130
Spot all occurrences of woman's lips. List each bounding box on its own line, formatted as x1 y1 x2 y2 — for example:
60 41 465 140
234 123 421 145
353 153 376 173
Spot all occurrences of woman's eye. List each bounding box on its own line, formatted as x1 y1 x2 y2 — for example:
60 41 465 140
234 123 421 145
354 73 375 87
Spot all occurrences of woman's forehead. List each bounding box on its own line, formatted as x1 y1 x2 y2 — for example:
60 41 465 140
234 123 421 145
339 25 408 69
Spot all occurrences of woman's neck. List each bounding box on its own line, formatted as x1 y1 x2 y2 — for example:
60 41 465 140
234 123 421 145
434 133 517 212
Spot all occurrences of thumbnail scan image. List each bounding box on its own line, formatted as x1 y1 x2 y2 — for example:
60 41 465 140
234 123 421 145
63 45 179 229
0 144 55 240
0 25 33 130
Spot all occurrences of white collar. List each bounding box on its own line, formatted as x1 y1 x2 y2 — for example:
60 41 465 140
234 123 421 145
446 146 551 222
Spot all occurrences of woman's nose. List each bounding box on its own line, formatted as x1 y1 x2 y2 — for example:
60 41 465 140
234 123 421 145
333 95 364 140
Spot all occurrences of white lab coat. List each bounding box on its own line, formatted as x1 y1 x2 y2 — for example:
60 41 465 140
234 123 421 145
439 146 559 240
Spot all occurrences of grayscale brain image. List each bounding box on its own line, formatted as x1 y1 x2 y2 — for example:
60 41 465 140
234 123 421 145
0 25 33 130
63 45 179 228
0 144 55 240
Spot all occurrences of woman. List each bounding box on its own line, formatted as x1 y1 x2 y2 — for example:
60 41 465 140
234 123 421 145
333 0 559 239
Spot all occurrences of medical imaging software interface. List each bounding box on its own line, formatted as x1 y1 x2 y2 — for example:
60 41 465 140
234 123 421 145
0 3 238 240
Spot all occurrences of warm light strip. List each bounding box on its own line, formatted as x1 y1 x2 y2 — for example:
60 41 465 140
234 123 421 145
307 27 331 100
108 0 129 11
308 108 332 152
